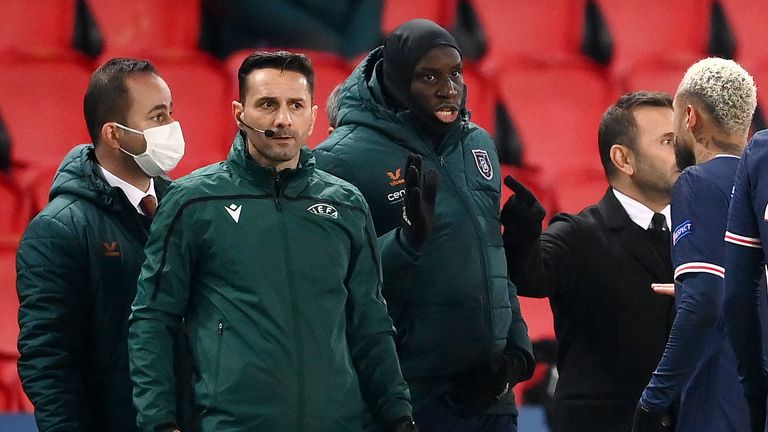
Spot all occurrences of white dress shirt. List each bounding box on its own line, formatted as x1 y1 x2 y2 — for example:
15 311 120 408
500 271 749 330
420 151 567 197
98 165 156 216
612 188 671 230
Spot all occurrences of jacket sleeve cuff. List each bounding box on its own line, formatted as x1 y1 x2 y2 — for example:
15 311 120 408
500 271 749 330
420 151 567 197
379 227 422 264
505 347 535 382
394 227 422 262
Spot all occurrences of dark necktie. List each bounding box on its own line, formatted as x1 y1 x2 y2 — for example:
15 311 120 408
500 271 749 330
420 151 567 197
650 213 667 232
139 195 157 219
647 213 672 274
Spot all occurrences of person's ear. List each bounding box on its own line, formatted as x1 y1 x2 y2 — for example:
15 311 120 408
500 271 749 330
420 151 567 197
232 100 244 125
685 104 697 133
610 144 634 176
100 123 122 150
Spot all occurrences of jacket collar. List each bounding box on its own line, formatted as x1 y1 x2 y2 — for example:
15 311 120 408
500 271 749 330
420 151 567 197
227 132 315 192
336 48 473 156
599 187 633 230
50 144 170 212
598 187 671 280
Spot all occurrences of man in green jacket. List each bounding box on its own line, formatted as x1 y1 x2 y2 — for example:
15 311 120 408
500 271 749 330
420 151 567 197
128 51 415 432
16 58 188 431
314 19 535 432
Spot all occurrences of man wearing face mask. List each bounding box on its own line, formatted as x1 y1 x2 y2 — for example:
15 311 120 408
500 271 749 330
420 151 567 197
16 58 189 432
314 19 534 432
128 51 415 432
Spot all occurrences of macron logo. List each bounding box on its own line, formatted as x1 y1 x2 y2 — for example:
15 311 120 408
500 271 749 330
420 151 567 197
308 203 338 219
225 204 242 223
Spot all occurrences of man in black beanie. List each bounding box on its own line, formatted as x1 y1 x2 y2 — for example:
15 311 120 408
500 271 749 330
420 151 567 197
315 19 535 432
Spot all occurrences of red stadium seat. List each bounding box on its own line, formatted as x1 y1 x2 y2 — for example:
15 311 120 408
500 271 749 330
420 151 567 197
747 62 768 128
496 64 615 181
0 173 35 240
0 238 22 411
86 0 202 59
0 56 91 170
519 297 555 342
462 62 496 133
595 0 712 79
719 0 768 68
225 49 353 148
381 0 458 34
512 295 556 403
622 60 687 96
0 0 78 59
472 0 588 72
0 239 19 359
0 237 31 413
0 353 33 412
556 170 609 215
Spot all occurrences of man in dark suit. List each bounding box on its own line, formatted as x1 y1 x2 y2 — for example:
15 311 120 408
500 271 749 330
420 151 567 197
503 91 679 432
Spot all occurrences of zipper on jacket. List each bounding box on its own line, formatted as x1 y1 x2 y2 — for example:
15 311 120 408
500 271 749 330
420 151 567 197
429 142 494 354
212 320 224 407
274 172 282 210
277 208 305 431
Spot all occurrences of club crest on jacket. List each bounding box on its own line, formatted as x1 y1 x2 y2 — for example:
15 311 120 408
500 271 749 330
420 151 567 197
472 149 493 180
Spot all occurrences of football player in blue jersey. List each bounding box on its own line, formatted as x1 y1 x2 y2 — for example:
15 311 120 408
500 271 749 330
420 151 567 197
723 128 768 432
632 58 757 432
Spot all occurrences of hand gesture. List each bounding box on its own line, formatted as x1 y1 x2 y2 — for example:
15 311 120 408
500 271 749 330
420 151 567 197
500 176 546 242
401 154 438 251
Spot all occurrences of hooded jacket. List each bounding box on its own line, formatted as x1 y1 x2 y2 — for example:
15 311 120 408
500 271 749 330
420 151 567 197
16 144 171 432
128 134 412 431
314 47 534 414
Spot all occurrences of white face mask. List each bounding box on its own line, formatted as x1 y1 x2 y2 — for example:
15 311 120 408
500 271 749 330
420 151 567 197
114 121 186 177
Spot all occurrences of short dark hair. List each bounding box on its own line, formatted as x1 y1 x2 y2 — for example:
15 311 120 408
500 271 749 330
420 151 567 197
598 91 673 179
238 51 315 102
83 58 157 145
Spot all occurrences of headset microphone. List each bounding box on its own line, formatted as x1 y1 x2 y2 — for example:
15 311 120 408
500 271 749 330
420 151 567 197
239 118 276 137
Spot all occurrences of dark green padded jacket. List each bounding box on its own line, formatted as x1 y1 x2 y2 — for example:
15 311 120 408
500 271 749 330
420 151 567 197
128 135 412 431
16 144 171 432
314 48 534 414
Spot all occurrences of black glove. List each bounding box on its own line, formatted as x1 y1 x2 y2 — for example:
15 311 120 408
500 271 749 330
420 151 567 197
747 394 767 432
401 154 438 251
500 175 545 243
631 402 666 432
448 352 526 416
386 416 419 432
660 413 675 432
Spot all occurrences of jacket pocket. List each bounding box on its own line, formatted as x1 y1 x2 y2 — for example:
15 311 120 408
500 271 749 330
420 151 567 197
210 320 224 406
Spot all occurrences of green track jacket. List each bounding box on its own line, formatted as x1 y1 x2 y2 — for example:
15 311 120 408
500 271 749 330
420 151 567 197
314 47 534 414
128 135 412 431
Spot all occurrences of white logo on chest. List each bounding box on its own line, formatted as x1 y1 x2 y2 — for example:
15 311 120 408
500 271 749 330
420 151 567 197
225 204 242 223
307 203 339 219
